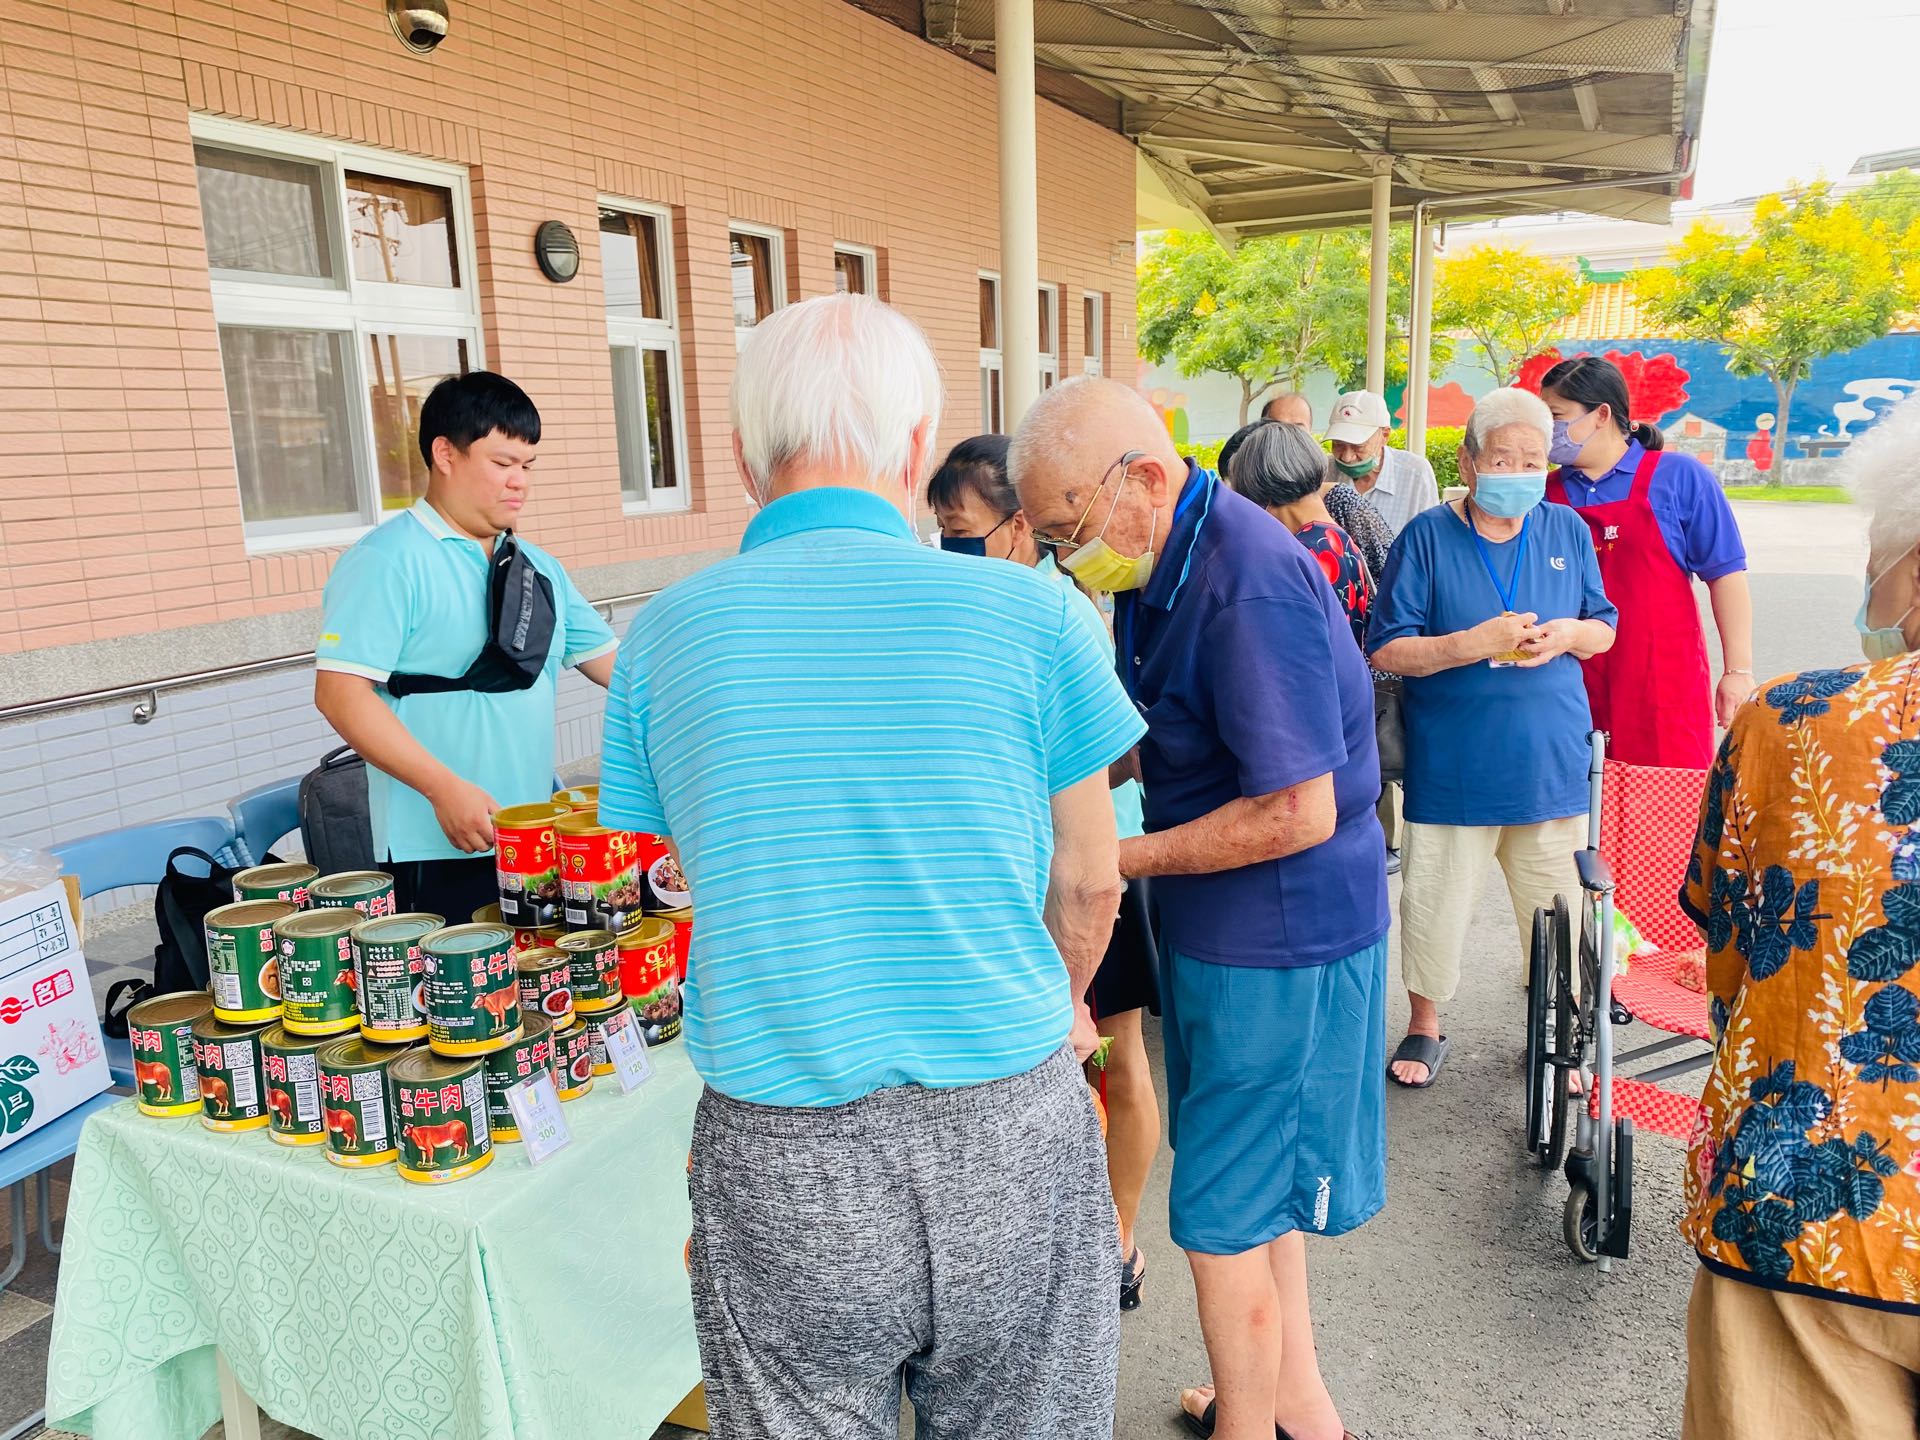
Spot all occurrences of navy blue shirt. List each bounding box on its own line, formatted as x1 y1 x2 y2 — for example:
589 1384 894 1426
1367 501 1618 827
1120 466 1389 968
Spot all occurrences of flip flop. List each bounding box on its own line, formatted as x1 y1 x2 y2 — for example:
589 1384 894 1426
1121 1245 1146 1312
1179 1399 1284 1439
1388 1032 1449 1089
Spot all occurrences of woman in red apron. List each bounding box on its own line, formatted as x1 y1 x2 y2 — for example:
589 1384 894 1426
1540 356 1753 769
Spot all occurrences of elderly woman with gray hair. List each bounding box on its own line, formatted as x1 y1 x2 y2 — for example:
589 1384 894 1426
1365 387 1618 1088
1230 421 1375 647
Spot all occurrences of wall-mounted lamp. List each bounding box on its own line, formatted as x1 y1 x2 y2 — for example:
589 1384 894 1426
535 221 581 283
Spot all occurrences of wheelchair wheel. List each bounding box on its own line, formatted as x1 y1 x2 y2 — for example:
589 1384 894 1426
1540 896 1576 1169
1524 907 1558 1160
1564 1182 1601 1263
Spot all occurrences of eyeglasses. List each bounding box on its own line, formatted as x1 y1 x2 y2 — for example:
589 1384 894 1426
1033 450 1144 555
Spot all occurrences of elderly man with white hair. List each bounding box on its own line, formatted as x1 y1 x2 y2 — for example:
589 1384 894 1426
1012 378 1390 1440
597 295 1143 1439
1367 386 1618 1088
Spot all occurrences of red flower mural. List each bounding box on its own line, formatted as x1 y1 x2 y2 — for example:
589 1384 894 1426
1514 348 1691 424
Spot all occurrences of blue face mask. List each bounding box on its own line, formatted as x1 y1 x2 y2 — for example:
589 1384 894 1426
1473 470 1547 519
939 535 987 557
1857 559 1915 661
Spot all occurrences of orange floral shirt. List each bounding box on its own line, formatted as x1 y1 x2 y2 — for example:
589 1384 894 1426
1682 651 1920 1311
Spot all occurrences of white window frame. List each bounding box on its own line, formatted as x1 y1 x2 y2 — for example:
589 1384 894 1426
729 221 787 349
601 198 691 516
832 243 877 297
1082 291 1105 377
978 271 1003 434
192 115 483 552
1038 282 1059 391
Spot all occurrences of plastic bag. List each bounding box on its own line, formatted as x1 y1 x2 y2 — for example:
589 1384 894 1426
0 845 62 906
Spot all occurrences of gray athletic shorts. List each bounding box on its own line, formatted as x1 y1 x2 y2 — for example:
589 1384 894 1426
687 1046 1121 1439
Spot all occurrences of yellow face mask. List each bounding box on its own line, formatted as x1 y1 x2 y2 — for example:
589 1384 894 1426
1060 453 1160 593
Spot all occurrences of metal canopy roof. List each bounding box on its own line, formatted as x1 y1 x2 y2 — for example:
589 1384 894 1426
853 1 1716 238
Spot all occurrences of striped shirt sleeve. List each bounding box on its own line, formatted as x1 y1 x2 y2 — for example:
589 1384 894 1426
1040 593 1147 794
596 639 668 833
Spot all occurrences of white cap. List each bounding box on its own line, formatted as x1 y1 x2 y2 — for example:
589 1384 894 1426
1325 390 1391 445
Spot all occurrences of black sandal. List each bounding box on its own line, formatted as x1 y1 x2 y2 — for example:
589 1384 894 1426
1121 1245 1146 1312
1179 1399 1285 1439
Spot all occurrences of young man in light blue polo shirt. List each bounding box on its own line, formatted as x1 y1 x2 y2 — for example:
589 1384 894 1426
314 372 616 920
599 296 1143 1440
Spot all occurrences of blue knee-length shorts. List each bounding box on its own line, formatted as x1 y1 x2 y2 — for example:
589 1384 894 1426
1161 937 1388 1255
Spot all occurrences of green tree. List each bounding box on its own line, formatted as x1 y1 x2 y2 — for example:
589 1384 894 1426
1433 244 1590 384
1637 181 1914 483
1138 229 1368 425
1317 227 1453 396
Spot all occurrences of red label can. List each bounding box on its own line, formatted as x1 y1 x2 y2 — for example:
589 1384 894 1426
557 817 645 933
493 802 569 927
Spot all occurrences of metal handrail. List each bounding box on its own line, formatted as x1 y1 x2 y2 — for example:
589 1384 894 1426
0 587 662 726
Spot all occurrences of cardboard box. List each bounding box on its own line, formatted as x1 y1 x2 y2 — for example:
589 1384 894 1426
0 881 112 1148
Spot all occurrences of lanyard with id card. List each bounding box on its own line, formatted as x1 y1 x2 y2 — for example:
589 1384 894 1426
1469 510 1531 668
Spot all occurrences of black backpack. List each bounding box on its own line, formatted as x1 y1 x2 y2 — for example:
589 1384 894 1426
102 845 242 1037
300 744 376 876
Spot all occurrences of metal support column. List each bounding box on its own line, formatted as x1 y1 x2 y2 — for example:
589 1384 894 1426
1364 159 1393 395
996 0 1040 431
1407 215 1438 457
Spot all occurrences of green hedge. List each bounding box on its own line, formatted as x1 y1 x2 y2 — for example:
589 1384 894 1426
1179 425 1464 490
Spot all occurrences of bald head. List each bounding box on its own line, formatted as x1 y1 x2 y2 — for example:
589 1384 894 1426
1263 391 1313 428
1010 377 1188 568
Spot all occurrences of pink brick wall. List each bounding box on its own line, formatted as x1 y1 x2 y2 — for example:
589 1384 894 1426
0 0 1139 655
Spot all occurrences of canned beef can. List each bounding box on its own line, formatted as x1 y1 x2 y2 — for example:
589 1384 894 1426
422 923 521 1056
204 899 295 1025
317 1035 406 1167
640 840 691 913
351 912 441 1043
585 1008 625 1076
553 1014 594 1099
309 871 397 918
557 929 622 1012
557 816 645 933
261 1024 330 1146
191 1014 272 1132
482 1015 555 1142
273 909 361 1036
390 1048 492 1184
493 802 569 927
471 903 560 958
128 991 211 1117
618 917 683 1045
516 946 574 1026
233 862 318 907
658 907 694 985
551 785 598 814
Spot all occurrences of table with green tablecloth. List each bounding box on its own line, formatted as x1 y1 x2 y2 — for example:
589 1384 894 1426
44 1041 705 1440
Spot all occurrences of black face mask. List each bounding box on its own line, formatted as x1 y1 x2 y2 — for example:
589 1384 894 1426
938 512 1014 559
386 531 557 697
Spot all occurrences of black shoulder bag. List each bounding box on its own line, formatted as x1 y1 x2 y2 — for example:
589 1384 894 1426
386 531 558 697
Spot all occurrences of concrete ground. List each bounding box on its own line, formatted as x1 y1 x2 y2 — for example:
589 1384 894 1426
32 499 1865 1440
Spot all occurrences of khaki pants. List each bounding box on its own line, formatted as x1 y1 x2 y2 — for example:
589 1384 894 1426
1684 1267 1920 1440
1398 815 1584 1003
1376 782 1401 850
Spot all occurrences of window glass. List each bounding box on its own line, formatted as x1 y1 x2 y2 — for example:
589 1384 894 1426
730 232 775 327
195 145 335 281
345 171 459 287
610 344 683 507
1038 289 1054 356
834 250 868 296
641 347 680 500
366 332 469 512
979 277 998 349
219 326 357 525
601 210 663 320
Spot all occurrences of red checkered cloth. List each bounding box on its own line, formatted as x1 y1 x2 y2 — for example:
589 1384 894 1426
1586 1073 1702 1142
1612 948 1713 1040
1600 759 1712 956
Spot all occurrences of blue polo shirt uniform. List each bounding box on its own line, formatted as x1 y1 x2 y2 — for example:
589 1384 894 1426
1552 440 1746 581
314 499 616 863
1120 465 1389 968
597 487 1145 1109
1366 500 1618 827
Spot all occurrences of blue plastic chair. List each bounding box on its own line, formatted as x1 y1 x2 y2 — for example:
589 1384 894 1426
228 775 302 867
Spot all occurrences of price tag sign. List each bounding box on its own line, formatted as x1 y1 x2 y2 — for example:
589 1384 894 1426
505 1072 573 1164
602 1007 653 1093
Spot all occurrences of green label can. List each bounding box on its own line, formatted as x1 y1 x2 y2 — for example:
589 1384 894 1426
351 912 441 1043
553 1014 594 1100
191 1015 272 1132
204 900 295 1025
556 929 622 1012
273 909 361 1036
309 871 397 918
127 991 211 1117
317 1035 407 1167
260 1024 330 1146
516 946 574 1027
482 1014 555 1142
422 923 521 1056
233 862 319 907
389 1048 492 1184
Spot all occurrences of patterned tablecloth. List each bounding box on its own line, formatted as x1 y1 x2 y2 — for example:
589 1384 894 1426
45 1041 704 1440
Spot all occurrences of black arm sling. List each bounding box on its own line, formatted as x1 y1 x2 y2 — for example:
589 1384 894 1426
386 530 558 697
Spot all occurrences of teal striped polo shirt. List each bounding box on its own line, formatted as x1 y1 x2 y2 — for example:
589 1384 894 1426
598 487 1145 1107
